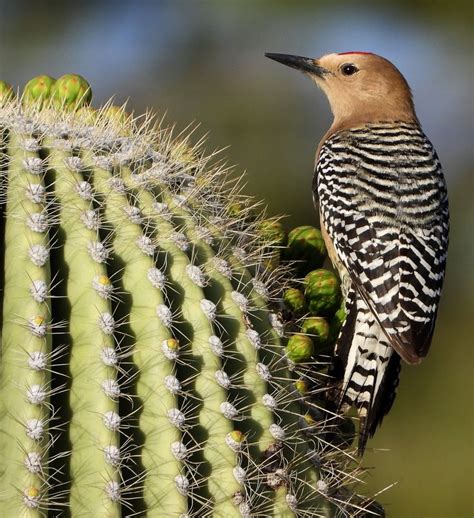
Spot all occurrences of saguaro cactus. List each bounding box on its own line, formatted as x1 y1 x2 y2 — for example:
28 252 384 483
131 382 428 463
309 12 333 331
0 75 382 517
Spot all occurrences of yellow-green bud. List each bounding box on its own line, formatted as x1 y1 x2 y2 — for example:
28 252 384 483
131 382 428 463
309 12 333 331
0 80 14 103
304 269 341 316
52 74 92 109
283 288 307 314
286 333 314 363
23 75 56 105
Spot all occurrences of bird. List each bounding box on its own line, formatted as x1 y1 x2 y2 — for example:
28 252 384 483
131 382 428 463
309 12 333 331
265 51 449 454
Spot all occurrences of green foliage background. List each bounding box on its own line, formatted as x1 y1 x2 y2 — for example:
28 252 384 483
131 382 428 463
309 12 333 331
0 1 472 516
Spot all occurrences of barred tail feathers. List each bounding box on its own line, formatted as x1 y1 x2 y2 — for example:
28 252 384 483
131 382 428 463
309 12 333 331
331 288 401 454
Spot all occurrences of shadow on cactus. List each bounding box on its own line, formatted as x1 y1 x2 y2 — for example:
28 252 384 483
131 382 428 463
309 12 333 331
0 75 384 516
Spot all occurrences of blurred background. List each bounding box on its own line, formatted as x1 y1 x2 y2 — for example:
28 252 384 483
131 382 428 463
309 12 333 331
1 0 472 516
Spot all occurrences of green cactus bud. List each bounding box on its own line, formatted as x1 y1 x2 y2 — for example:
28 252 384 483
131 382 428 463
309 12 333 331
23 75 56 105
52 73 92 108
286 333 315 363
301 316 331 353
285 225 326 274
283 287 307 314
329 299 347 343
0 80 14 102
304 268 341 316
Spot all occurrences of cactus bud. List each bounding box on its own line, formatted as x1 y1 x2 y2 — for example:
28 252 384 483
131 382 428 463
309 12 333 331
52 74 92 108
283 287 307 314
300 316 331 353
286 333 314 363
304 269 341 316
328 300 347 343
285 225 326 274
23 75 56 105
0 80 14 102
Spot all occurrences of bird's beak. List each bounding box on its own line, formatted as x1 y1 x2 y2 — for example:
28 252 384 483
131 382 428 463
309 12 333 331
265 53 329 78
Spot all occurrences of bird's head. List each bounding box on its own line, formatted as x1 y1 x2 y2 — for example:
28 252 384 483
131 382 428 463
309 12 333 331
265 51 417 130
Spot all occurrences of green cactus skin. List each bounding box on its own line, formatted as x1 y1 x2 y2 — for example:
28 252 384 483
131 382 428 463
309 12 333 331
0 77 384 517
285 225 326 275
304 269 342 316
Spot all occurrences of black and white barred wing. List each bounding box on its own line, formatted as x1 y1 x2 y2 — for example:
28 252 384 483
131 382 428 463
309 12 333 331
317 125 449 364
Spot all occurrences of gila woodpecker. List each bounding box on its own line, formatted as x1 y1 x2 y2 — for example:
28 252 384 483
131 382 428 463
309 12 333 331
265 51 449 454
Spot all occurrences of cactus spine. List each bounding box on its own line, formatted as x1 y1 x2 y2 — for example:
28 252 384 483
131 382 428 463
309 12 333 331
0 76 383 517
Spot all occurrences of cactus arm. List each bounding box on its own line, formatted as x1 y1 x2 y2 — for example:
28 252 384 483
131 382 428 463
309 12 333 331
43 139 121 516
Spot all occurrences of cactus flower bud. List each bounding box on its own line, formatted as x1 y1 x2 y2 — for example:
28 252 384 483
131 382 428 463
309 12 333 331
300 316 331 354
283 287 307 314
0 80 14 102
52 74 92 108
23 75 56 105
286 333 314 363
285 225 326 274
304 269 341 316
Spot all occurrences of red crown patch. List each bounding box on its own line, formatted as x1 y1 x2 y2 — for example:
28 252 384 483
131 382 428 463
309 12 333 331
338 51 374 56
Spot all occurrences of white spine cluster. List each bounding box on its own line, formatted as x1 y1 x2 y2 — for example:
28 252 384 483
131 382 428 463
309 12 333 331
23 157 44 175
88 241 109 263
147 267 166 289
30 280 48 303
25 183 46 204
136 235 155 256
200 299 217 321
185 264 207 287
28 244 49 266
156 304 173 328
208 335 224 356
103 411 121 431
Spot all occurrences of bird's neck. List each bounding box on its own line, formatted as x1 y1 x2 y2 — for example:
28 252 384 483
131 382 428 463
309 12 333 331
315 117 420 164
328 111 419 137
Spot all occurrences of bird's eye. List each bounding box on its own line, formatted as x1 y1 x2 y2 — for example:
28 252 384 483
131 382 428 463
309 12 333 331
341 63 358 76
